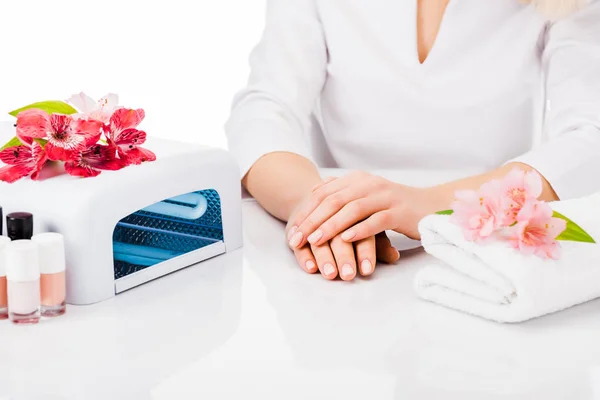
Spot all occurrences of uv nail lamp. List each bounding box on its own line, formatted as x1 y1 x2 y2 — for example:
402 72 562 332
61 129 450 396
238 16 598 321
0 138 243 305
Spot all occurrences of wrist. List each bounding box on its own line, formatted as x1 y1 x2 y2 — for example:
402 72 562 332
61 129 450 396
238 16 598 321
423 185 456 212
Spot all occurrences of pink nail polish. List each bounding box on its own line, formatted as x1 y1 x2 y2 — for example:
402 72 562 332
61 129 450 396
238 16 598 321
307 230 323 244
342 230 356 241
289 231 303 247
341 264 354 279
287 226 297 241
305 260 316 272
324 263 336 276
361 260 373 275
6 240 41 325
0 237 10 320
32 233 66 318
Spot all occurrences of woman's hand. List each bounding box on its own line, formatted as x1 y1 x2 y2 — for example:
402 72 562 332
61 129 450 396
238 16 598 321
286 189 400 280
287 171 449 248
287 227 400 280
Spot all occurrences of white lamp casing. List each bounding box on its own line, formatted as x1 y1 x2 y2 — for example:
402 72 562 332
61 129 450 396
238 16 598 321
0 136 243 305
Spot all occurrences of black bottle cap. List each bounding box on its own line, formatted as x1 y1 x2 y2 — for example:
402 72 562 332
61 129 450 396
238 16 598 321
6 212 33 240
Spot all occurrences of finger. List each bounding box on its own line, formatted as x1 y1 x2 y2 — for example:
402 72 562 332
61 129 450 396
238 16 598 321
293 246 319 274
289 177 350 231
341 211 399 243
287 224 298 242
311 176 337 192
311 242 339 280
330 235 357 281
288 173 365 238
290 189 354 248
354 236 376 276
375 232 400 263
306 196 385 246
295 186 380 249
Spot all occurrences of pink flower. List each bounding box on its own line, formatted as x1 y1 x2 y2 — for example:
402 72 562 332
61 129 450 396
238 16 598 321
16 110 103 161
0 142 47 183
64 144 125 178
67 92 119 124
500 168 543 222
450 181 506 242
105 108 156 165
505 200 567 260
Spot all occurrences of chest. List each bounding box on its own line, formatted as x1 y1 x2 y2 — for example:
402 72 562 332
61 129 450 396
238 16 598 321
416 0 450 64
317 0 548 100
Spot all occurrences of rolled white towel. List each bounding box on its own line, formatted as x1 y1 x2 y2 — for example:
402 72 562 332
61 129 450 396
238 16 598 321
415 192 600 323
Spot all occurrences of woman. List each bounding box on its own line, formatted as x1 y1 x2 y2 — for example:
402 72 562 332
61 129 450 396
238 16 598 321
225 0 600 281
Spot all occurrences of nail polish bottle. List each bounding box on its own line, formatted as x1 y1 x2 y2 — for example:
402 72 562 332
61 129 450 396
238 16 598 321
0 236 11 320
5 240 41 324
32 233 66 317
6 212 33 241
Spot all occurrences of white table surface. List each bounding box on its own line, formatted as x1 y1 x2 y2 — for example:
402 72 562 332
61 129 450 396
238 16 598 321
1 120 600 399
2 196 600 400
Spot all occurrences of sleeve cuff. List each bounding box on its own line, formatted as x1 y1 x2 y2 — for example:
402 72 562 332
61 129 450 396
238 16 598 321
507 126 600 200
225 117 314 179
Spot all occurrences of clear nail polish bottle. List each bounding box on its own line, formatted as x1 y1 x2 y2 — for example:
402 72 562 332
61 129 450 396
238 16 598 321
0 236 11 320
32 233 66 317
5 240 41 324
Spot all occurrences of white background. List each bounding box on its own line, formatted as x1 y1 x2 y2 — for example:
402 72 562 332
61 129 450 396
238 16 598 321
0 0 266 149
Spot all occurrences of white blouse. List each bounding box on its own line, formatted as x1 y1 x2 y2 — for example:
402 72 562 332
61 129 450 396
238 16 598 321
225 0 600 199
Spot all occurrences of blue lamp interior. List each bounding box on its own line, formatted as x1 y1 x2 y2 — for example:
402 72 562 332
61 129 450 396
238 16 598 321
112 189 223 280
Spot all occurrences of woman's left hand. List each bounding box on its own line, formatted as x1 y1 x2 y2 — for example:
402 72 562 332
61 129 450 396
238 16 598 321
287 171 448 248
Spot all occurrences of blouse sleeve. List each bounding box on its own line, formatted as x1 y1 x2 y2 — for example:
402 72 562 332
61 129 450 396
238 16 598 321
510 1 600 199
224 0 328 178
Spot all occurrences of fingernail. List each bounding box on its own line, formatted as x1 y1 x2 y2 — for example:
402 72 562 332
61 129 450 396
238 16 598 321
289 231 303 247
307 230 323 244
341 264 354 279
287 226 297 241
305 260 316 272
324 263 336 276
341 230 356 241
361 260 373 275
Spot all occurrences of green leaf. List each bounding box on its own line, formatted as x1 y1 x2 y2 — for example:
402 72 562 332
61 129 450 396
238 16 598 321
0 136 22 151
33 138 48 148
436 210 454 215
553 211 596 244
9 100 77 117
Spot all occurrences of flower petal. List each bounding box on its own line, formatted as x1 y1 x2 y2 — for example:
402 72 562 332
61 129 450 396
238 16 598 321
30 142 48 180
49 114 74 136
71 119 103 145
67 92 97 114
99 94 119 111
120 146 156 165
45 142 77 162
0 163 34 183
0 145 33 165
516 200 538 222
115 128 147 147
82 144 125 171
547 217 567 239
109 108 145 136
524 170 543 199
64 162 102 178
454 190 478 202
480 217 496 237
16 109 51 144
